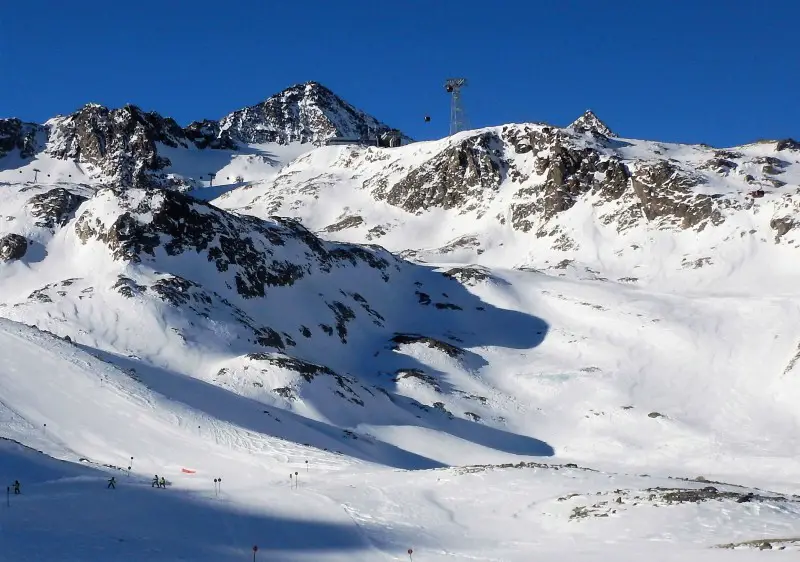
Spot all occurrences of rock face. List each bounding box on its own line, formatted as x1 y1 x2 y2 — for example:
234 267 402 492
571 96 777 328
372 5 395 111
227 119 800 257
45 104 188 188
568 110 616 138
27 188 88 229
0 234 28 261
0 119 42 159
371 132 505 214
219 81 409 145
73 187 395 300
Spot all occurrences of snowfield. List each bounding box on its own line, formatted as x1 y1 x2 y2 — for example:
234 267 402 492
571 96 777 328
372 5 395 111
2 85 800 559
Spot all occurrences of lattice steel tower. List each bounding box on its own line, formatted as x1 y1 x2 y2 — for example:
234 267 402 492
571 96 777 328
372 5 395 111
444 78 468 135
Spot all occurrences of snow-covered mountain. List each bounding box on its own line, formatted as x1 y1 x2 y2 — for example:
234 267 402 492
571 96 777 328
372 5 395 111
2 86 800 560
219 81 411 145
0 81 404 191
215 122 800 293
569 109 617 137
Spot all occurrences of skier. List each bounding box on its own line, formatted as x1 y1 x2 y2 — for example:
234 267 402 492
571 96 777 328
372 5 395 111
152 475 160 488
12 480 20 495
159 476 166 489
107 477 116 489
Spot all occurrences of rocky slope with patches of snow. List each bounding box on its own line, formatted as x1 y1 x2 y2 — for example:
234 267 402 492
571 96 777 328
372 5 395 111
215 120 800 292
0 81 405 191
219 81 410 145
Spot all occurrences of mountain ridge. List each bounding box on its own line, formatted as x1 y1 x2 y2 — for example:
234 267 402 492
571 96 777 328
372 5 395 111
0 81 407 189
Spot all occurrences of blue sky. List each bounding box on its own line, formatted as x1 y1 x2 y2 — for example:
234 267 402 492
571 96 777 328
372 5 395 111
1 0 796 146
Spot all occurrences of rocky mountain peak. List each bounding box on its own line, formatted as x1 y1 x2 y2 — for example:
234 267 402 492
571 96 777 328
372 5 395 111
219 81 406 145
569 109 616 138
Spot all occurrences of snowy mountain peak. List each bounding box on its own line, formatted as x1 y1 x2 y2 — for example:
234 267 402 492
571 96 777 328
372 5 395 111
568 109 616 137
218 81 408 145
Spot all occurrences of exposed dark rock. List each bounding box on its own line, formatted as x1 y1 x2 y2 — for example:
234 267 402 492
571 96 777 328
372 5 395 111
770 217 796 241
390 333 463 357
0 118 41 159
326 301 356 343
254 327 284 349
112 276 146 298
0 233 28 261
219 81 408 146
183 120 237 150
322 215 364 232
371 132 505 214
46 104 188 188
27 188 87 229
149 276 204 306
776 138 800 151
442 265 494 285
568 110 616 138
393 368 440 391
72 187 391 301
631 161 722 229
248 352 364 405
700 158 737 174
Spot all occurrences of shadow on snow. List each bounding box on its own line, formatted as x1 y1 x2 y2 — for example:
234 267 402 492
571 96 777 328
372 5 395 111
0 440 413 562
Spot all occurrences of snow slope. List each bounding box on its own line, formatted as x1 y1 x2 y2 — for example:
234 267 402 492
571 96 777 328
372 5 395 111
3 318 800 561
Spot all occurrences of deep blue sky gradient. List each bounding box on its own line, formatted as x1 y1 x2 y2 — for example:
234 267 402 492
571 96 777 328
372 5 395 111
1 0 796 146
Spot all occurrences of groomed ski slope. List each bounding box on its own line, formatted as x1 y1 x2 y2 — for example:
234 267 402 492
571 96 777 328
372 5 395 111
2 302 800 559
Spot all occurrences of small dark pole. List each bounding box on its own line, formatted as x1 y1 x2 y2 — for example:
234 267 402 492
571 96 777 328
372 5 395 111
218 477 222 495
197 425 201 437
305 460 308 473
213 478 218 497
294 471 298 489
289 473 292 487
408 548 413 561
252 545 258 562
32 168 40 182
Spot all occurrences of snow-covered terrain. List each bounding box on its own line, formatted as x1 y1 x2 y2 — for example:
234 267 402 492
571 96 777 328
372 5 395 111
1 81 800 560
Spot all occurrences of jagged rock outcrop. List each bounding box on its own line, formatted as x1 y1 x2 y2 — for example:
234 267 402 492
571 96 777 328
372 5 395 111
1 82 409 190
27 188 88 229
45 104 187 187
183 120 237 150
73 187 395 299
569 110 616 138
370 132 505 214
631 161 723 229
0 234 28 261
219 81 408 145
0 119 42 159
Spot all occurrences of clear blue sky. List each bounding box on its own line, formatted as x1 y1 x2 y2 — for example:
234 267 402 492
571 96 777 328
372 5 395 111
1 0 796 146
